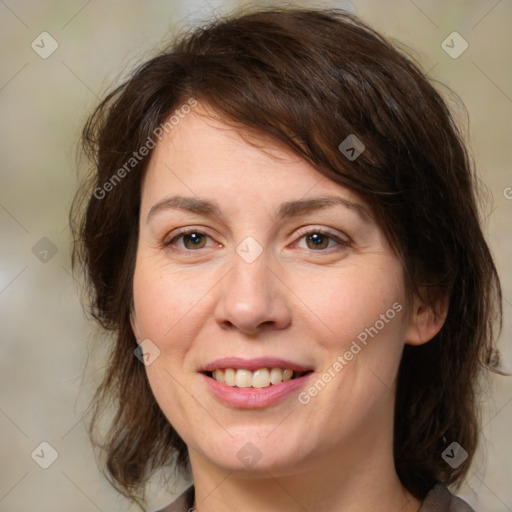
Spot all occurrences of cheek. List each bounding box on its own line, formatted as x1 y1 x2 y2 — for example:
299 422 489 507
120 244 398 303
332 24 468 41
132 259 200 341
132 262 206 432
295 264 407 434
293 258 406 349
293 257 408 414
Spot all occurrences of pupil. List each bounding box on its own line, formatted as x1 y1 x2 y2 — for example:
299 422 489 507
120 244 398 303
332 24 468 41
185 233 204 248
308 233 328 249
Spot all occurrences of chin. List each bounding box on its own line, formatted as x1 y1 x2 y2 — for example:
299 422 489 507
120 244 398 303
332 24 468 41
195 433 315 475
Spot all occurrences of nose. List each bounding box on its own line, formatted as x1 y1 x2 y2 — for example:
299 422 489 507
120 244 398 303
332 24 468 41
214 251 292 335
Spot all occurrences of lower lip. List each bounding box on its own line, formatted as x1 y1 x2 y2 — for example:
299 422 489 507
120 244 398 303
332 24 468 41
203 373 312 409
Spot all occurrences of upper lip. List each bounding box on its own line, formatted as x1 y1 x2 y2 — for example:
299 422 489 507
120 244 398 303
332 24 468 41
201 357 313 373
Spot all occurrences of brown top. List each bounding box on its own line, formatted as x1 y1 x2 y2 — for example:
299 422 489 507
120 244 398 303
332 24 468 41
157 483 475 512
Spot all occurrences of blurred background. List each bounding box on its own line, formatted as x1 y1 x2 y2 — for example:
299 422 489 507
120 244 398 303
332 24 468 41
0 1 510 511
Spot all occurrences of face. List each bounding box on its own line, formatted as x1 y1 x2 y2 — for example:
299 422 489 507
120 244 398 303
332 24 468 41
131 105 417 477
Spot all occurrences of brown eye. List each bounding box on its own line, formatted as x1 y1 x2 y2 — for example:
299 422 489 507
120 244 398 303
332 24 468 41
166 230 212 250
182 232 207 249
305 232 330 250
295 230 349 251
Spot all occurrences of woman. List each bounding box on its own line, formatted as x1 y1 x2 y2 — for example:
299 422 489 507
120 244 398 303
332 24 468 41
72 8 502 512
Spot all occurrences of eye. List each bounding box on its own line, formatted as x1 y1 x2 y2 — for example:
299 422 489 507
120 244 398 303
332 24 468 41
163 227 350 253
293 229 350 251
164 229 217 251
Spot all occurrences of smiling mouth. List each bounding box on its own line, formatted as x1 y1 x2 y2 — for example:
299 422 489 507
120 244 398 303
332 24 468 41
204 368 312 389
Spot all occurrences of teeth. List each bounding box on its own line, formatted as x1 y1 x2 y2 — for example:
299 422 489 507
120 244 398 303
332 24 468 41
235 369 252 388
282 369 293 381
269 367 283 385
224 368 236 386
213 369 224 383
252 368 270 388
210 367 301 388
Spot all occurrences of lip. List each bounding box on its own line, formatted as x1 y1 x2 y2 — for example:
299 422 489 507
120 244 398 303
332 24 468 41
200 357 314 409
201 357 313 373
203 372 312 408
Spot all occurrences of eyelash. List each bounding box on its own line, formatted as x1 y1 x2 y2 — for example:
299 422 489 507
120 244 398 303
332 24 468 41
163 227 351 254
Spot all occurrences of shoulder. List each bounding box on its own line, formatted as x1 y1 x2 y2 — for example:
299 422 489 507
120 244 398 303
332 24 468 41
154 483 475 512
154 485 195 512
420 483 476 512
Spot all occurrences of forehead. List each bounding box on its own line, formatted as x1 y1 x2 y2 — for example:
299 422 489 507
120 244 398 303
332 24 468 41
147 107 313 184
142 106 369 216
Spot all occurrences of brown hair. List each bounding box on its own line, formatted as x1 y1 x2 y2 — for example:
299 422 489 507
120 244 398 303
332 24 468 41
71 7 502 505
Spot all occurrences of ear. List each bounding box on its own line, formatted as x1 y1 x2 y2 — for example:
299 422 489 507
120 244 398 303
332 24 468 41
404 288 450 346
130 310 141 342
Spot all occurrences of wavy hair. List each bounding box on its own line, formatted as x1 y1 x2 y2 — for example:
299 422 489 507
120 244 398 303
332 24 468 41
71 7 502 505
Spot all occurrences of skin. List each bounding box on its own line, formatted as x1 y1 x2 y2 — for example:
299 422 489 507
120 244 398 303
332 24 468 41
131 104 447 512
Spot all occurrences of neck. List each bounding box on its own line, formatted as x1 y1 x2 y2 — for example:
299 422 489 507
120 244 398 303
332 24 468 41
188 427 421 512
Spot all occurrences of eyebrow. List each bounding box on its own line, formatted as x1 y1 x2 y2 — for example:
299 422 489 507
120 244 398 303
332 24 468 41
146 194 373 224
